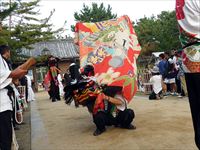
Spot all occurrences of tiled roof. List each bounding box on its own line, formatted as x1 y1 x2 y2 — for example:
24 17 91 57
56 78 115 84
21 38 79 59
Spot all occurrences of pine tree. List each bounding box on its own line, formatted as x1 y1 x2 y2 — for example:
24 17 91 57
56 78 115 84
0 0 63 61
0 1 17 43
71 3 117 31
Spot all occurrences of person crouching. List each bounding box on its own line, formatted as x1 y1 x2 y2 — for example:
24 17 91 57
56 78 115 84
149 66 163 100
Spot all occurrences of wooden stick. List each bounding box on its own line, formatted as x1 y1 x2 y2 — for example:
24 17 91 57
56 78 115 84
19 57 36 70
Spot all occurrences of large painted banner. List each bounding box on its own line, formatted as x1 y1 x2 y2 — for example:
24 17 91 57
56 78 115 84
74 15 141 102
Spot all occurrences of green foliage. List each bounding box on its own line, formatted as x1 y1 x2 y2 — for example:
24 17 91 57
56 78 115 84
134 11 182 55
35 55 49 63
71 3 117 32
0 2 17 21
0 0 62 61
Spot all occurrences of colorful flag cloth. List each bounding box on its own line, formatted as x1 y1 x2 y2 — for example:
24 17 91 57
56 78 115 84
176 0 200 73
75 15 141 102
176 0 200 39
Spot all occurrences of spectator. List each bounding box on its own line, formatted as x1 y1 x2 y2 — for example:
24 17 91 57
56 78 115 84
149 66 163 100
57 73 64 97
19 76 28 102
175 51 186 97
163 52 171 94
157 53 167 95
163 51 178 95
25 75 35 102
165 58 178 95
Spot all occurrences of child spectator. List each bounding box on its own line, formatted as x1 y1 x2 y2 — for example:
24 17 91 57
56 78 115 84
149 66 163 100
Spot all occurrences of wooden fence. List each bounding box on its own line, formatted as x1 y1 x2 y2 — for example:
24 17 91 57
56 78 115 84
137 69 153 94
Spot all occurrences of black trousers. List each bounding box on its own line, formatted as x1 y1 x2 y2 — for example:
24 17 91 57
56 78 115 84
49 81 60 101
176 77 182 94
149 90 162 100
185 73 200 149
0 110 12 150
93 109 135 131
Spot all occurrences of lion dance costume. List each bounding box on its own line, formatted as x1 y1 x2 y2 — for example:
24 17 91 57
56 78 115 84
64 15 141 136
64 64 135 136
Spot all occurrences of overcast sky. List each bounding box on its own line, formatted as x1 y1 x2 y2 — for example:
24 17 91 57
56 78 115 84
39 0 175 37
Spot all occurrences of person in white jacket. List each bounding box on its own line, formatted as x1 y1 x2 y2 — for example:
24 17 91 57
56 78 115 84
57 73 64 98
0 45 27 150
25 75 35 102
149 66 163 100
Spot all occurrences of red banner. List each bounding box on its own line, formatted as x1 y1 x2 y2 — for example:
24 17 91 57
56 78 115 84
75 15 141 102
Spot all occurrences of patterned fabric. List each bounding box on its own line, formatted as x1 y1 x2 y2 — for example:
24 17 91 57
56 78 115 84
50 66 60 86
182 43 200 72
43 71 51 91
73 81 100 105
75 15 141 102
43 67 60 91
176 0 200 73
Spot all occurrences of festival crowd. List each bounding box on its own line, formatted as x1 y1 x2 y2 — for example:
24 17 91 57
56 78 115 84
138 50 188 100
0 0 200 149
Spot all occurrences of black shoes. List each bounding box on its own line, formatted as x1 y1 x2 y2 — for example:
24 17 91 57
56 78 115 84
125 124 136 130
93 128 106 136
93 124 136 136
115 124 136 130
52 98 61 102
